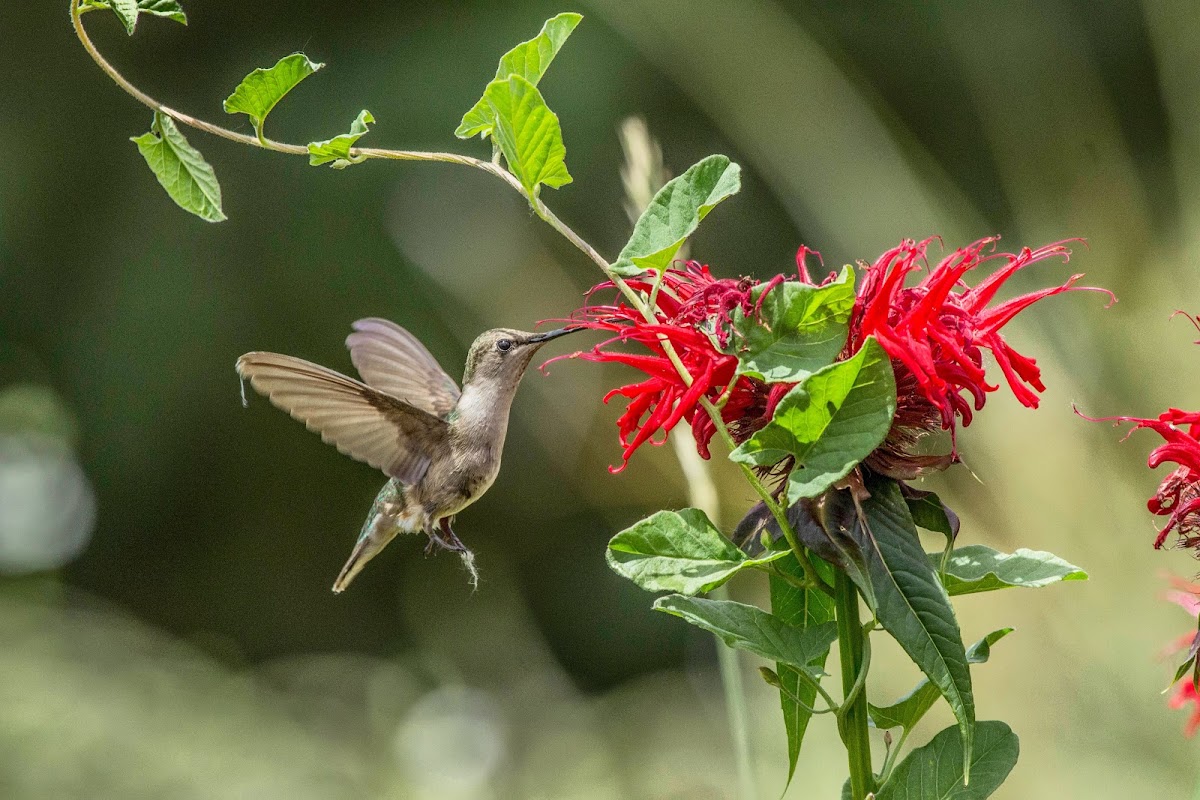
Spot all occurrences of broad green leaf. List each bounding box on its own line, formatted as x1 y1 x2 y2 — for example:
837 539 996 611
109 0 138 33
733 267 855 383
223 54 324 142
611 155 741 276
455 12 582 139
653 595 837 673
731 337 896 504
875 721 1019 800
851 478 974 776
484 75 572 196
870 629 1012 732
606 508 788 595
82 0 187 27
904 488 959 540
307 110 375 168
769 551 836 787
936 545 1087 596
130 112 225 222
134 0 186 23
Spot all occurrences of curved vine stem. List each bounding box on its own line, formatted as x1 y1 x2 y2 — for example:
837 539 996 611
69 0 656 305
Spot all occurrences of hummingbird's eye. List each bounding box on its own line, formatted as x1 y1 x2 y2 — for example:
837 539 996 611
496 338 513 352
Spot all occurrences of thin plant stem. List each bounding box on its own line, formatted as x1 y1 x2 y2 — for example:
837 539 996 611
835 571 876 800
698 398 829 596
711 584 757 800
876 725 911 788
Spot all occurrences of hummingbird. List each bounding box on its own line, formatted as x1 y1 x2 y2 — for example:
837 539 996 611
236 318 580 592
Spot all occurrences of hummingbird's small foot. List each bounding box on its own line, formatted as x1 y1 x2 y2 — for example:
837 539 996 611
424 517 468 554
422 518 479 589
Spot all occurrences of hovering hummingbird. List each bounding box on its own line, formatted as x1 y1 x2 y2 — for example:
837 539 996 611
236 318 579 592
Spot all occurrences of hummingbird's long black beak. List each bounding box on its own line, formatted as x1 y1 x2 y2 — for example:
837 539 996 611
526 326 583 345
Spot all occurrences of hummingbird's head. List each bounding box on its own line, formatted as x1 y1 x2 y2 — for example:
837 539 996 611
461 327 581 386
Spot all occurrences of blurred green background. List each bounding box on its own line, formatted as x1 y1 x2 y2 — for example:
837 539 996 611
3 1 1200 797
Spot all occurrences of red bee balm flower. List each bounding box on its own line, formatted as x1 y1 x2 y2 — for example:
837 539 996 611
837 237 1111 478
555 237 1110 476
1087 407 1200 553
1083 314 1200 555
546 262 770 472
848 237 1111 434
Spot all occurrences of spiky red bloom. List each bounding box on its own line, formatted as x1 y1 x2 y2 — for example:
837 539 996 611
843 237 1113 477
848 236 1111 433
1087 408 1200 553
547 262 773 472
555 237 1109 476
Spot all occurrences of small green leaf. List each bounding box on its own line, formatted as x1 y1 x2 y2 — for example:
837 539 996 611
82 0 187 27
936 545 1087 596
611 155 741 277
130 112 225 222
109 0 138 33
483 75 572 195
456 12 582 139
904 488 960 540
1171 652 1198 690
733 266 856 383
870 629 1012 732
307 110 375 168
606 508 788 595
875 721 1019 800
135 0 186 23
851 478 975 777
223 53 324 142
653 595 837 673
769 552 836 787
731 337 896 504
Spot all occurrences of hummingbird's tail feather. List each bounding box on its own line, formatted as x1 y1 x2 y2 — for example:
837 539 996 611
332 481 414 593
331 539 372 594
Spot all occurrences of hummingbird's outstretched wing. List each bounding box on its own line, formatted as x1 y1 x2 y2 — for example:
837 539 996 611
237 352 448 485
345 318 461 419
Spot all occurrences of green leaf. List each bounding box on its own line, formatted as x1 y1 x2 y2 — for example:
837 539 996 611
611 155 741 277
653 595 837 673
130 112 225 222
732 266 856 383
851 478 975 776
875 721 1019 800
904 488 960 540
483 75 572 196
455 12 582 139
82 0 187 28
1171 651 1198 689
223 53 324 142
937 545 1087 596
731 337 897 504
870 629 1012 732
135 0 186 23
109 0 138 33
307 110 375 168
769 552 836 787
606 508 788 595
